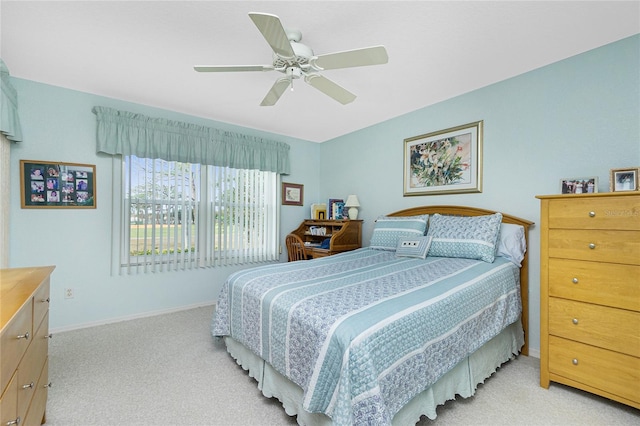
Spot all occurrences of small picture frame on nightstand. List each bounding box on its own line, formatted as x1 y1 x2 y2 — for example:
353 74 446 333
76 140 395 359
610 167 639 192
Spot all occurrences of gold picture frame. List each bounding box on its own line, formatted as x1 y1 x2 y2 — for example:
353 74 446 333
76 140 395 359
403 121 483 196
609 167 639 192
20 160 96 208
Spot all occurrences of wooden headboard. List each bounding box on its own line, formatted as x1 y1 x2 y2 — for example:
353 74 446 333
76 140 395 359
387 205 534 356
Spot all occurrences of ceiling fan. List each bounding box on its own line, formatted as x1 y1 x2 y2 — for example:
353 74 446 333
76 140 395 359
194 12 389 106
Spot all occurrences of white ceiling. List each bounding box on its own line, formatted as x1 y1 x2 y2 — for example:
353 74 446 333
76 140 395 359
1 1 639 143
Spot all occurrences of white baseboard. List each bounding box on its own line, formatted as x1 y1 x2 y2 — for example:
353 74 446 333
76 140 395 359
50 301 216 334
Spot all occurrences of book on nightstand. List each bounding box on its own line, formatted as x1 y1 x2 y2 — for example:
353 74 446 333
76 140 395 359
328 198 343 219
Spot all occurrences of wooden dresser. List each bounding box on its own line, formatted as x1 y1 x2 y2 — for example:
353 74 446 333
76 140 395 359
291 219 362 258
537 192 639 409
1 266 55 426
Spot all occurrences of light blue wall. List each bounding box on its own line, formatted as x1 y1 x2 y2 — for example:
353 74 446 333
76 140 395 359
9 35 639 354
9 79 320 332
318 35 640 356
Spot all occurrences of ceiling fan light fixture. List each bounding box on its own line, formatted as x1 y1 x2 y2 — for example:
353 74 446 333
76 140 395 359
285 67 302 78
195 12 388 106
273 41 314 69
286 66 301 91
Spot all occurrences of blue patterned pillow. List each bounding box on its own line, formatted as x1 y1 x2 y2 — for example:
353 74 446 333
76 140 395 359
369 215 429 251
396 236 433 259
426 213 502 262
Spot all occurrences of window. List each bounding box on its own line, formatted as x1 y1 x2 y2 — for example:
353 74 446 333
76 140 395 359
121 155 278 272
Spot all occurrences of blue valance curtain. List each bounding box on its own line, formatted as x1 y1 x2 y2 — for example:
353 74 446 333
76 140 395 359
0 59 23 142
93 106 290 174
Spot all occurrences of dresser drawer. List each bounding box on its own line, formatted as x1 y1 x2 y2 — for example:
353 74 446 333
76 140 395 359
548 229 640 265
31 314 49 370
549 335 640 404
548 258 640 311
547 196 640 230
1 299 33 393
0 373 18 426
549 297 640 357
22 358 48 426
14 307 49 424
17 329 47 422
33 278 50 331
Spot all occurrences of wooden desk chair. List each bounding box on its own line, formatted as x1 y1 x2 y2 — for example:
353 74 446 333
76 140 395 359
285 233 308 262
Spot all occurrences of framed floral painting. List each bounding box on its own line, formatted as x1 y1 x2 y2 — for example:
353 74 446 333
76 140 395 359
403 121 483 196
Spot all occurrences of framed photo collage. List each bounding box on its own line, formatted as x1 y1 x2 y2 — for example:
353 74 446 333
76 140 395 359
20 160 96 209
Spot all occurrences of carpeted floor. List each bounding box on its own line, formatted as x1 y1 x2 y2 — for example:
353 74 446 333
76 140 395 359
43 305 639 425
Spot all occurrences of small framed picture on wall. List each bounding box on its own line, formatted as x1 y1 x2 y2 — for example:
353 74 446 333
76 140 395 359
282 182 304 206
609 167 639 192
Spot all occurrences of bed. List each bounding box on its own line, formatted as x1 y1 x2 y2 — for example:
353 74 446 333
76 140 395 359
212 205 533 425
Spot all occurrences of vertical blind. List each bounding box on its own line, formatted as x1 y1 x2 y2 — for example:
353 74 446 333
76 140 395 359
123 156 278 274
201 165 277 267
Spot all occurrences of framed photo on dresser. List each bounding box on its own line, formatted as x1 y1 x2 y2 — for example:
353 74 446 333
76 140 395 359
559 177 598 194
610 167 639 192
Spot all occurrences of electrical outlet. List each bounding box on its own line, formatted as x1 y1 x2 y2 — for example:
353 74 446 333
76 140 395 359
64 288 74 299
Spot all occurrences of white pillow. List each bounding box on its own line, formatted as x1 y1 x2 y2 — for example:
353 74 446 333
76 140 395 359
395 236 433 259
496 223 527 266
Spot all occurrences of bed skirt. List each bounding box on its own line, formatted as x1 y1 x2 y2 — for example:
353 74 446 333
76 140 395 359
223 318 524 425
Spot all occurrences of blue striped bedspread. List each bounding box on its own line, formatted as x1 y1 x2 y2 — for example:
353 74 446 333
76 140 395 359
212 248 523 425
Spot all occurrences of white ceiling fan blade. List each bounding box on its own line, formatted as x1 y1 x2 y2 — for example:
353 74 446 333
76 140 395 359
248 12 295 59
194 65 274 72
305 74 356 105
313 46 388 70
260 78 291 106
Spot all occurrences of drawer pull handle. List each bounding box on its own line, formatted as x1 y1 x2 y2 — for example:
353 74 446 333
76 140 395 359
572 318 579 325
16 332 29 340
41 297 50 303
6 417 20 425
46 333 53 339
572 277 579 284
22 382 34 390
589 211 596 217
588 243 596 249
572 358 579 365
44 382 52 388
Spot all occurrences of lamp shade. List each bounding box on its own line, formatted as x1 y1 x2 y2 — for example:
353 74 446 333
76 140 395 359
345 195 360 207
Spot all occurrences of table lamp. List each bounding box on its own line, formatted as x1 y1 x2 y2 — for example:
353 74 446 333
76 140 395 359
345 195 360 220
